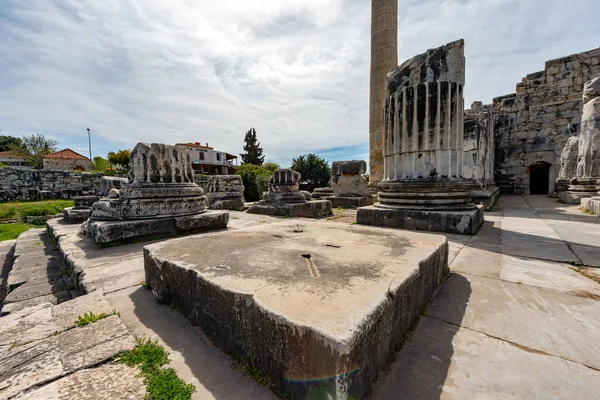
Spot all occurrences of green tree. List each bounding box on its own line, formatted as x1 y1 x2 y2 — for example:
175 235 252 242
290 153 331 191
0 135 24 152
108 149 131 171
236 163 274 202
93 156 110 172
240 128 265 165
10 133 58 169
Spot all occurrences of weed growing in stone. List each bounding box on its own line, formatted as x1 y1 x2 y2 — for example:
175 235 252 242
145 367 196 399
116 337 195 399
112 308 121 317
9 339 19 350
75 311 106 327
141 281 150 289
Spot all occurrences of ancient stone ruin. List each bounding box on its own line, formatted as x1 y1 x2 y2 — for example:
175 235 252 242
369 0 398 186
83 143 229 245
559 77 600 203
324 160 373 207
493 47 600 195
311 186 335 199
463 102 500 210
358 39 484 235
206 175 245 211
144 220 448 399
247 169 332 218
0 167 102 201
63 176 129 224
555 135 579 195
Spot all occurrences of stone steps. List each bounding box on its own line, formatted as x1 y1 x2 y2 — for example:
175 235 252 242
0 230 143 399
1 229 74 316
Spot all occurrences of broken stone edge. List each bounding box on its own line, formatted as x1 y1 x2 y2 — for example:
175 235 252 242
247 200 332 218
357 205 484 235
83 211 230 246
143 237 449 399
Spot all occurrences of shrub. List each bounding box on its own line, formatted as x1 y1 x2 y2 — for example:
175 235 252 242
236 163 276 202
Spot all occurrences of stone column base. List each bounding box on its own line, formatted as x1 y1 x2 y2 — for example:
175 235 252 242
581 197 600 216
471 186 500 211
558 191 596 204
326 196 374 208
83 211 229 246
357 205 484 235
247 200 332 218
62 207 91 224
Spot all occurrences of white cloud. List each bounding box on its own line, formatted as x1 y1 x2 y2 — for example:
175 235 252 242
0 0 598 165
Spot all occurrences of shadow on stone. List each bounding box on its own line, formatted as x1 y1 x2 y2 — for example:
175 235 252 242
367 273 471 400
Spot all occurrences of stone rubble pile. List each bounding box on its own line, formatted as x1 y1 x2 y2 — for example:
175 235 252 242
206 175 245 211
324 160 373 207
248 169 332 218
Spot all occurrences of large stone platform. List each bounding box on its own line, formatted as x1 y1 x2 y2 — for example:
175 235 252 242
357 205 484 235
247 200 332 218
143 220 448 399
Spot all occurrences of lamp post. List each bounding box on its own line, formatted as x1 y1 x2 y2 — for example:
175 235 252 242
86 128 92 166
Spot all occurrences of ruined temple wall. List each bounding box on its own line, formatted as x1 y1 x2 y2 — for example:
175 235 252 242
464 105 494 185
0 167 103 200
493 47 600 194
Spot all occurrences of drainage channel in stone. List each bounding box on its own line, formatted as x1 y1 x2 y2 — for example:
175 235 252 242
302 254 320 278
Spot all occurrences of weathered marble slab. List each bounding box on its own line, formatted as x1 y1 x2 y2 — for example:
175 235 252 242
144 220 448 399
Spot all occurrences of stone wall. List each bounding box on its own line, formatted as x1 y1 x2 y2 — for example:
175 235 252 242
0 167 103 201
493 46 600 194
464 102 495 185
42 158 93 172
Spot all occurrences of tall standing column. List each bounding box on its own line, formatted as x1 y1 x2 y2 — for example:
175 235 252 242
369 0 398 186
358 40 484 235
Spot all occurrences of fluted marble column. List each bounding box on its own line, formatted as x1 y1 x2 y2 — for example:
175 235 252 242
377 39 476 210
369 0 398 186
358 40 483 234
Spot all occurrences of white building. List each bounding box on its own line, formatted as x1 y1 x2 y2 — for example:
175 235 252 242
176 142 238 175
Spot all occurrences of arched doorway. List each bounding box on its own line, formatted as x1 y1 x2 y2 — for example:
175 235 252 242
529 162 551 195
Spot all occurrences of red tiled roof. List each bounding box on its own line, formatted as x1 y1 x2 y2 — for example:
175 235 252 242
43 148 90 161
0 151 25 159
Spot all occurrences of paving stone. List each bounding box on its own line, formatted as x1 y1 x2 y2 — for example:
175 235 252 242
3 279 68 304
369 316 600 400
0 292 115 359
0 316 134 399
427 273 600 370
1 292 71 315
16 363 145 400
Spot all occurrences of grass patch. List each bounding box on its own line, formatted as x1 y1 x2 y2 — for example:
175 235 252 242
0 223 32 241
0 200 74 221
74 311 106 327
116 337 195 400
145 368 196 399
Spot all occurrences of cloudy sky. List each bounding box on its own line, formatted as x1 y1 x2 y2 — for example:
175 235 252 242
0 0 598 167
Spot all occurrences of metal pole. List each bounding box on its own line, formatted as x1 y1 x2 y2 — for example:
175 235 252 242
86 128 92 166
